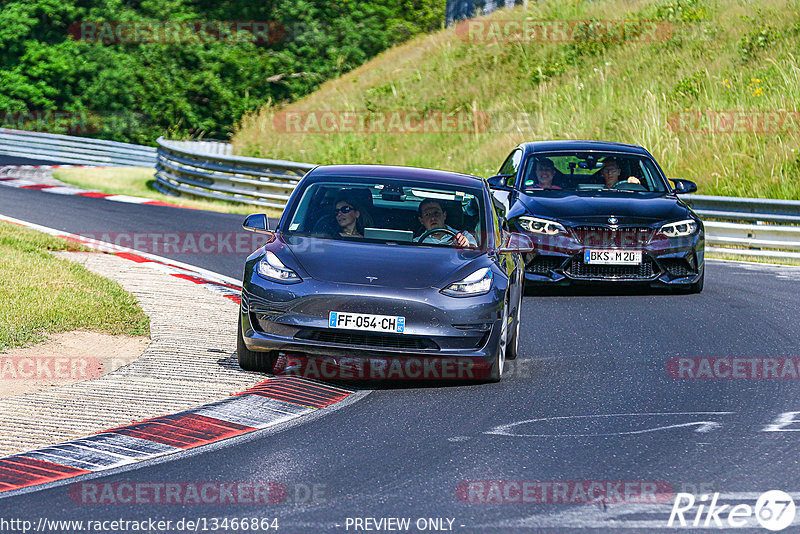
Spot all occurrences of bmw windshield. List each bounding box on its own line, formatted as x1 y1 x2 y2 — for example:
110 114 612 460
519 152 669 194
282 176 487 249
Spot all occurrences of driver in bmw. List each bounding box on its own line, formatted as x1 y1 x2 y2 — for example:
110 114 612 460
415 198 477 248
600 158 641 188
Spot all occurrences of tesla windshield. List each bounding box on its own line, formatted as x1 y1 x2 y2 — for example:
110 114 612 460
519 152 669 193
283 177 486 249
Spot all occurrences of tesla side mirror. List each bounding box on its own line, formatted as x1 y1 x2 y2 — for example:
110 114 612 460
487 174 514 191
242 213 272 234
498 232 535 253
670 179 697 194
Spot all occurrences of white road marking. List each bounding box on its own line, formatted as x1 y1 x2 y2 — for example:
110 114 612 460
485 412 733 437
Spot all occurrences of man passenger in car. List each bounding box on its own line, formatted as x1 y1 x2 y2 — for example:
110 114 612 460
415 199 477 248
600 158 641 188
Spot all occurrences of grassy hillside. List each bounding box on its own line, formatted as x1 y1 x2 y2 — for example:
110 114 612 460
233 0 800 200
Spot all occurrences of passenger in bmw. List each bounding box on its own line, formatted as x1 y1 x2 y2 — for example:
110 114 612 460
526 157 563 190
415 199 477 248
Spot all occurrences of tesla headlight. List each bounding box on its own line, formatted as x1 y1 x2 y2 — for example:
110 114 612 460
441 267 493 297
257 251 301 283
658 219 698 238
518 216 566 235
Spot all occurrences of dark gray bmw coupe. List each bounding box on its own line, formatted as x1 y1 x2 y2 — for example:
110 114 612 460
489 141 705 292
238 165 533 382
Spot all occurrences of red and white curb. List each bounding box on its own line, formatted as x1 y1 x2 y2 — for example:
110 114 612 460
0 165 189 209
0 213 245 304
0 213 356 495
0 377 353 494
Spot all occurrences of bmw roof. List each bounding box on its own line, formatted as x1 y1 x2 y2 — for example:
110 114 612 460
306 164 483 187
519 140 651 155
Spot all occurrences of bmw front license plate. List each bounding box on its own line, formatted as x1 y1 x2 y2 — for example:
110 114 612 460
584 249 642 265
329 311 405 333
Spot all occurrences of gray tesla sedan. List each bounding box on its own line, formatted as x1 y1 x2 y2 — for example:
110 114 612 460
237 164 533 382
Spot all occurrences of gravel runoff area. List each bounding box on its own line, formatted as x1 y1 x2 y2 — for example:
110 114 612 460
0 251 263 457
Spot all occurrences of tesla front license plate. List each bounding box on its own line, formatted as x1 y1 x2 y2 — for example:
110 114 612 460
329 311 406 333
584 249 642 265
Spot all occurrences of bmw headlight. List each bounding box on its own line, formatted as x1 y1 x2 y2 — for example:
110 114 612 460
518 216 566 235
441 267 493 297
257 252 301 283
658 219 698 238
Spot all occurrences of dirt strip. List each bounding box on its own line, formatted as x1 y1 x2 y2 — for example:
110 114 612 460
0 251 263 457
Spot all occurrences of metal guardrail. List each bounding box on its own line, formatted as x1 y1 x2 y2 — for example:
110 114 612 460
682 195 800 260
682 194 800 224
0 128 156 167
155 139 800 259
155 137 315 209
5 128 795 260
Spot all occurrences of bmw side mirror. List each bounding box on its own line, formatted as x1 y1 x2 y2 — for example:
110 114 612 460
242 214 272 234
487 174 514 191
670 179 697 194
498 232 535 253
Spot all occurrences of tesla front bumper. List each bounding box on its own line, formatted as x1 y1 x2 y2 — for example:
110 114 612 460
240 277 506 367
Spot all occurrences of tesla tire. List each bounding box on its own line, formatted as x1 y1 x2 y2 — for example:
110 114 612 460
488 302 509 382
237 316 278 373
506 287 522 361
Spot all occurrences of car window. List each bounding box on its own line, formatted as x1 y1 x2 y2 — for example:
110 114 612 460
520 152 668 193
283 177 486 249
498 149 523 187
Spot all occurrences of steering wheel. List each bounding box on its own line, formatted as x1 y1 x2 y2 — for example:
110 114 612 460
612 180 647 191
418 227 458 243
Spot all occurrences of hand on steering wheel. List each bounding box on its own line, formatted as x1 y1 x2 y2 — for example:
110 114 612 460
418 227 472 247
418 227 458 242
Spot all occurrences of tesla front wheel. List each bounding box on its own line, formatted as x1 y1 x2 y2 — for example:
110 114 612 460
488 302 509 382
237 315 278 373
506 284 522 361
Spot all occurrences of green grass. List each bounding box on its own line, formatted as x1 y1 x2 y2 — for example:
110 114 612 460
233 0 800 200
0 221 150 351
52 167 283 217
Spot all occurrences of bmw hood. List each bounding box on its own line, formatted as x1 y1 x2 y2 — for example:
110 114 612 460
281 237 484 289
517 191 690 224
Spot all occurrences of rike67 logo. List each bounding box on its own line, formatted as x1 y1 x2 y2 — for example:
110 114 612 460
668 490 796 531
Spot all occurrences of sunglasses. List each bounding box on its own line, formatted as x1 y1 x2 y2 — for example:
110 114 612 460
334 205 355 215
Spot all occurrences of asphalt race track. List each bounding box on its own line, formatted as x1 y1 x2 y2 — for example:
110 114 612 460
3 186 800 532
0 155 68 166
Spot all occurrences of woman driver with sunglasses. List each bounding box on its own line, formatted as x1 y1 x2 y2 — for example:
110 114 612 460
333 197 364 238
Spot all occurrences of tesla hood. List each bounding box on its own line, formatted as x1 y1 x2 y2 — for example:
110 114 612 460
283 237 483 289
